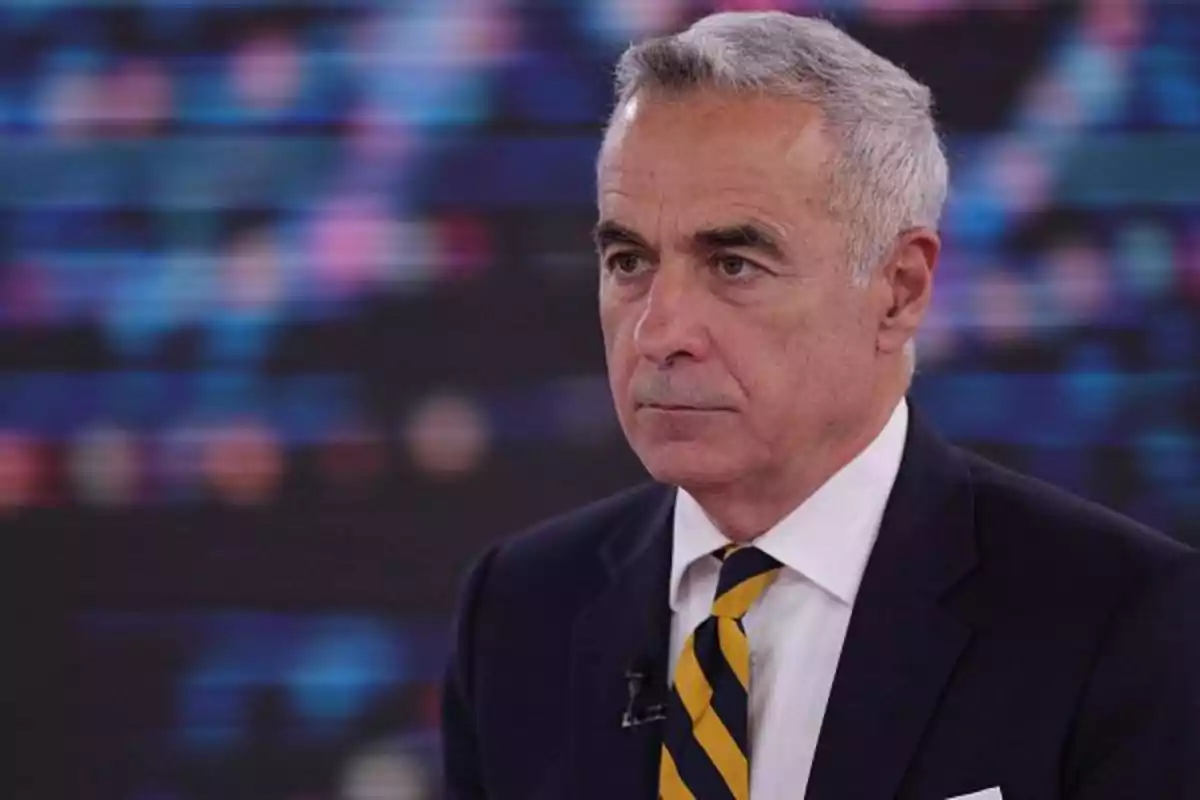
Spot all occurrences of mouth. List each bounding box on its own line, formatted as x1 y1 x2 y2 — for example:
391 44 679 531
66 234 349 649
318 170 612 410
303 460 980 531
638 403 733 413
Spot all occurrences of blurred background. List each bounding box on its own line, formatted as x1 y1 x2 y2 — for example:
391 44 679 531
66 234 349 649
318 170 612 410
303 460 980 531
3 0 1198 797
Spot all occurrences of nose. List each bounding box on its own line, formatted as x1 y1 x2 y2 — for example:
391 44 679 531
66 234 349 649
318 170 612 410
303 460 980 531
633 265 709 366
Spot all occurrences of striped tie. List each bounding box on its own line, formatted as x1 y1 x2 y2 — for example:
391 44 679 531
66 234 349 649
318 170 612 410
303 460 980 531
659 544 783 800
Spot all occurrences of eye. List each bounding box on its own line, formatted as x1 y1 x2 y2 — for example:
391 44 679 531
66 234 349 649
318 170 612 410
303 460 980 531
604 252 650 277
713 255 758 279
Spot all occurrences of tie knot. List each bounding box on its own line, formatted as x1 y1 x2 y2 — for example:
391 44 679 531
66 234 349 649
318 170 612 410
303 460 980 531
710 544 782 619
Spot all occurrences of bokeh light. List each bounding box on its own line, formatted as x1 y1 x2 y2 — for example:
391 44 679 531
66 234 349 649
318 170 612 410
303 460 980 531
99 58 172 136
222 227 285 312
230 28 304 115
69 424 142 507
310 196 399 298
339 740 436 800
202 418 284 506
402 393 490 479
0 430 42 513
973 268 1034 344
583 0 689 45
1042 239 1111 326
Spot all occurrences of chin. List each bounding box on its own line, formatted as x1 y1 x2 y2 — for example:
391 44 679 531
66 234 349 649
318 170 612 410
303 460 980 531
634 440 746 489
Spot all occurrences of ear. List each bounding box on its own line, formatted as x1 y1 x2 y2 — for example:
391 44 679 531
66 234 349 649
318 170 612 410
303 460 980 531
876 227 940 358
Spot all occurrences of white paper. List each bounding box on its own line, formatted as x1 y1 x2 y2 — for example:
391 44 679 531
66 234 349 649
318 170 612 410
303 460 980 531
946 789 1003 800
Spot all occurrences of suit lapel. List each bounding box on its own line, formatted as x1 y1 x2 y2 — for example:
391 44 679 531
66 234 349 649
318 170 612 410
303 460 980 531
562 406 978 800
566 484 675 800
805 407 979 800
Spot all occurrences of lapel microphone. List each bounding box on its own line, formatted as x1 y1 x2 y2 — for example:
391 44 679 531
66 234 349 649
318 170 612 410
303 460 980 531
622 656 667 729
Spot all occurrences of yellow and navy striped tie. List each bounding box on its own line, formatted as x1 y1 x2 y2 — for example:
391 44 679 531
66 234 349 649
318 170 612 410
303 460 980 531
659 544 783 800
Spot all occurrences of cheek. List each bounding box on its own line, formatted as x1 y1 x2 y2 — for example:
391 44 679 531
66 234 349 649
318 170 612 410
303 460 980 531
599 302 638 377
781 299 878 407
713 321 794 402
740 298 856 392
598 295 622 349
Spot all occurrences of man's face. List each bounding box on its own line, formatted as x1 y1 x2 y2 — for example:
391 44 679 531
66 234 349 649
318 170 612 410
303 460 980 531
597 88 896 491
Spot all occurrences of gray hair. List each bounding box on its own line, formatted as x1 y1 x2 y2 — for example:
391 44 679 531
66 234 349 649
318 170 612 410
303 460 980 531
605 10 947 375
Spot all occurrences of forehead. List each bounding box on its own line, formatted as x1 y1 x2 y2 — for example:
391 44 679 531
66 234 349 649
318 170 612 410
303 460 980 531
597 90 833 224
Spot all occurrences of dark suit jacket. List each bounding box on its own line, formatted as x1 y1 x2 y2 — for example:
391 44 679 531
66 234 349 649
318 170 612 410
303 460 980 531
440 406 1200 799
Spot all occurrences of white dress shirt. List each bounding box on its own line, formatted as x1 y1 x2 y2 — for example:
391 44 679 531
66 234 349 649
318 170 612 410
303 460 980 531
667 398 909 799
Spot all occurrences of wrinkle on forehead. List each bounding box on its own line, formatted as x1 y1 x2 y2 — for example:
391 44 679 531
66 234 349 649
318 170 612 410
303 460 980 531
598 163 827 246
601 183 794 235
596 91 843 261
599 132 832 214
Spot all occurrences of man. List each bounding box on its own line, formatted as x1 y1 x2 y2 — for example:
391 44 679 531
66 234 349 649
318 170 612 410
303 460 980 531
440 11 1200 800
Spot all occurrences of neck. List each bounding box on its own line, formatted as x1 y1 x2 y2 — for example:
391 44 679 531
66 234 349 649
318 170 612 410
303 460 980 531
685 391 904 543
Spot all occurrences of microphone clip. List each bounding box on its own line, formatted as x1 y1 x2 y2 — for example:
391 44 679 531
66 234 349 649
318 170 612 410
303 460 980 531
621 665 667 729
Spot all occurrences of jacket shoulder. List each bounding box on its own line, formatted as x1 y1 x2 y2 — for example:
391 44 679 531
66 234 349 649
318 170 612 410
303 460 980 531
492 480 671 574
454 481 670 612
961 448 1195 598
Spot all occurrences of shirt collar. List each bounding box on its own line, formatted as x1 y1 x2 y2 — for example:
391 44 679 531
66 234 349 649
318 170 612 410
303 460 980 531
669 397 909 609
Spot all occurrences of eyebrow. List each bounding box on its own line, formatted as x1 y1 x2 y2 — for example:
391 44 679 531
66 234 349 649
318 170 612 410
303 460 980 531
592 220 650 252
693 224 786 261
591 220 786 261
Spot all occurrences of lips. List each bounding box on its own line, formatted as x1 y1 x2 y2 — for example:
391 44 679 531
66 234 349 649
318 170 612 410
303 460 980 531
639 403 731 412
